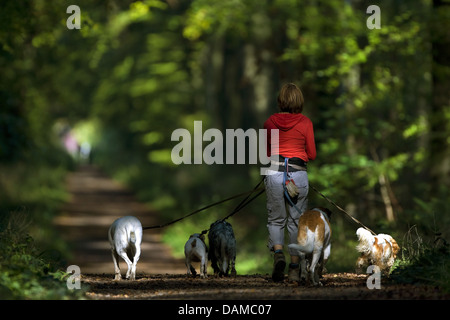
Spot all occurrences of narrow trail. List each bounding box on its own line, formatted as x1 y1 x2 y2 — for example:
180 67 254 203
54 165 186 276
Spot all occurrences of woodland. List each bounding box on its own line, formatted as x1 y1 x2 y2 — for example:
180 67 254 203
0 0 449 298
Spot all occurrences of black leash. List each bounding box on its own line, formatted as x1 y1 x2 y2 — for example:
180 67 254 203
143 178 265 231
200 177 266 234
309 183 376 235
219 177 265 222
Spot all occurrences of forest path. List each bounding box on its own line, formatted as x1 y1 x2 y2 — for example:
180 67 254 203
54 164 186 276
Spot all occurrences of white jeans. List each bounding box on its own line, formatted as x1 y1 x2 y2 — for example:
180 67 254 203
264 170 309 256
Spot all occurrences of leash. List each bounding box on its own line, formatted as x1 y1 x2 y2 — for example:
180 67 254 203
309 183 376 235
143 179 265 231
200 177 266 235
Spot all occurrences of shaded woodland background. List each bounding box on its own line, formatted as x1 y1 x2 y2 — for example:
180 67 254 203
1 0 449 288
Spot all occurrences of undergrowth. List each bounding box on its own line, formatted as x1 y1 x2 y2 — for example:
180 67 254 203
0 212 86 299
390 225 450 293
389 189 450 293
0 150 86 299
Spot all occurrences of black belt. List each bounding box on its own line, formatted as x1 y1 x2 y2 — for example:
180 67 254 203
270 155 307 172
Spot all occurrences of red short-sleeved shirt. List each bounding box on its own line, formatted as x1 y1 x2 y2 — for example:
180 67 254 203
264 113 316 162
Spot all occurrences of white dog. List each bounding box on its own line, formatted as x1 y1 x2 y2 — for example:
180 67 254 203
355 227 399 273
288 208 332 286
108 216 143 280
184 233 208 278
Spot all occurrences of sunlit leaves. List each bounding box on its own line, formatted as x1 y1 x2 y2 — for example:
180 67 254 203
183 0 260 40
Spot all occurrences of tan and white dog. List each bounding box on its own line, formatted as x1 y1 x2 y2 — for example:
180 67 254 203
355 227 400 273
288 207 332 286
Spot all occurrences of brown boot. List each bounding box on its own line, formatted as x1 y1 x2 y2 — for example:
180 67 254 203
272 250 286 282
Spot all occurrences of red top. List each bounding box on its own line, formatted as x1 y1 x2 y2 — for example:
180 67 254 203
264 113 316 162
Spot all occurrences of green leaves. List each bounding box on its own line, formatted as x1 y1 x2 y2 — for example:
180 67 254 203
0 226 82 299
183 0 252 40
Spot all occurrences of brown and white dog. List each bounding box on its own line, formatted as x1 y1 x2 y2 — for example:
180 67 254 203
288 207 332 286
184 233 208 278
355 227 400 273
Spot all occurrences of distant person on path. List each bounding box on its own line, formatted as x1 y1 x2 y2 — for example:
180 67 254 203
263 83 316 282
63 130 80 158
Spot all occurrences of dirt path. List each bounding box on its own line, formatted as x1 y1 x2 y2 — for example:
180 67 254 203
81 272 448 300
54 165 186 275
54 165 449 301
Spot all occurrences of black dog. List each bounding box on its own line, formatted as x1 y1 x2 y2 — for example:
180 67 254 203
208 220 237 276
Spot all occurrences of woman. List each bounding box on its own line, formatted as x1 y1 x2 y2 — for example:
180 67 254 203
263 83 316 282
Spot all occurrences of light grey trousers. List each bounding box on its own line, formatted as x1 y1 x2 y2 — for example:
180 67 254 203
264 170 309 256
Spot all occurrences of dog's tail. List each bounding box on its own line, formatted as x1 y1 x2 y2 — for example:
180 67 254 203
288 243 304 256
130 231 137 243
288 225 315 255
191 238 197 248
288 241 315 255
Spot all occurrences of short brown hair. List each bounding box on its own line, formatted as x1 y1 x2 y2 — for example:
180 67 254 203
277 83 304 113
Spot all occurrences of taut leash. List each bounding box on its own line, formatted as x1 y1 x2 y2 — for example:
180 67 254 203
309 183 376 235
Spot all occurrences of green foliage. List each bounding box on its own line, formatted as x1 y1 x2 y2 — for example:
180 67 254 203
0 148 73 252
390 227 450 293
389 189 450 292
0 214 85 299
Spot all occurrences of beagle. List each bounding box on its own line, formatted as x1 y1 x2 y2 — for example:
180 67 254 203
288 207 332 286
